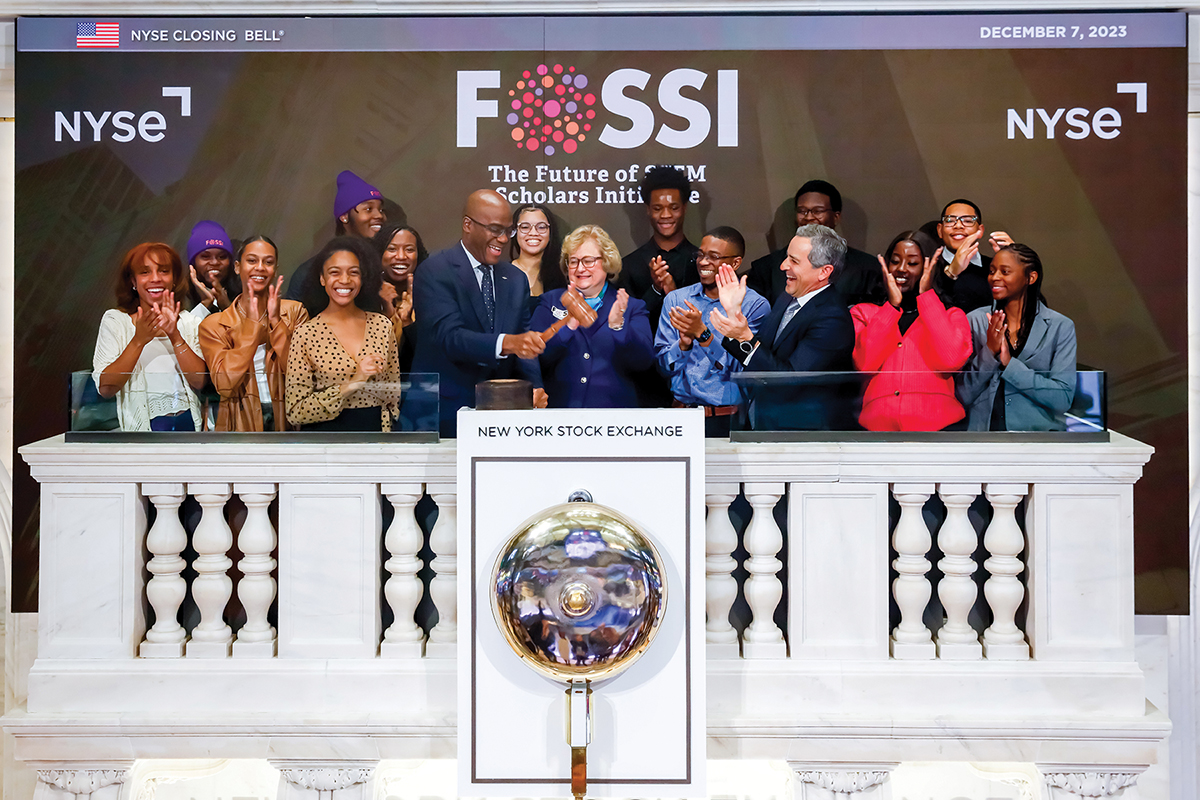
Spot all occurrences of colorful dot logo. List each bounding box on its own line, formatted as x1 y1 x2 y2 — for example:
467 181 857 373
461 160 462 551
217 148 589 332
507 63 597 156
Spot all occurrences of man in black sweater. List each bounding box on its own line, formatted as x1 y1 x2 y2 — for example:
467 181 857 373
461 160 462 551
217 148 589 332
747 179 880 307
932 197 1014 312
620 165 701 406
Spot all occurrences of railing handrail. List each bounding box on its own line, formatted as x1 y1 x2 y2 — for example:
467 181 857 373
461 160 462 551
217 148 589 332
19 431 1153 486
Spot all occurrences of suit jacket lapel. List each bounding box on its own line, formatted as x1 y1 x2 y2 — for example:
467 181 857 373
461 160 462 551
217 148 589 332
454 248 489 331
1023 308 1051 355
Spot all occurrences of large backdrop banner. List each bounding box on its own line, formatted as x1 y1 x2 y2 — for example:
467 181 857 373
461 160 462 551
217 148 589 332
12 13 1188 612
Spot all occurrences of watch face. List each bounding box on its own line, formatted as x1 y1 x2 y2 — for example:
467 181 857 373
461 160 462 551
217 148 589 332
697 329 712 343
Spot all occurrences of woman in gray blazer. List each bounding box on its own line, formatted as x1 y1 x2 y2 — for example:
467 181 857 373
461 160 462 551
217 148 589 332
958 244 1076 431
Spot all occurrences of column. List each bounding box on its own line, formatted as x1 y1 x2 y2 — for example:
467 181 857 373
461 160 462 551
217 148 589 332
426 484 457 657
381 484 426 658
789 483 890 660
982 483 1030 660
705 484 740 657
935 483 982 660
185 483 233 658
233 483 278 658
890 483 935 659
741 483 786 658
139 484 188 658
277 484 382 659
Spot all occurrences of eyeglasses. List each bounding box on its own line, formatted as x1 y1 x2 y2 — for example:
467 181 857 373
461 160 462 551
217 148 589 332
796 206 831 218
696 251 735 264
941 215 980 227
517 222 550 234
568 256 603 269
466 215 515 239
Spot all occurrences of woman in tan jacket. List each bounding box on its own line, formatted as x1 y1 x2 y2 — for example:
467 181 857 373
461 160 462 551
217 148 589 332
199 236 309 431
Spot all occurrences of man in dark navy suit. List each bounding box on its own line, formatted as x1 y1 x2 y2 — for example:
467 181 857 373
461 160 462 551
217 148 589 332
411 189 545 437
709 224 856 431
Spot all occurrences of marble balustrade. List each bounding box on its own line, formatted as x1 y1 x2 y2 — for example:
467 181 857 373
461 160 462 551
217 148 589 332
8 432 1167 800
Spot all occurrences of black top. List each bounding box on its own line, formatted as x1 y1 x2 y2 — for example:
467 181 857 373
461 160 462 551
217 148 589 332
618 236 701 333
284 254 318 302
617 236 700 409
934 253 992 312
746 245 882 307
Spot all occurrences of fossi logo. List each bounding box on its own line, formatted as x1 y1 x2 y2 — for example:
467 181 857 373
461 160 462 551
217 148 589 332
459 64 738 156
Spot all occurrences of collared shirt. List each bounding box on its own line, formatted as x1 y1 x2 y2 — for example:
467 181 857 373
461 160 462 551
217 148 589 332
461 242 507 359
942 244 983 271
655 282 770 407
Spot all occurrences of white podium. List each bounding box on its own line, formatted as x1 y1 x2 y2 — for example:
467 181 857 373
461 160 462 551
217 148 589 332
457 408 707 798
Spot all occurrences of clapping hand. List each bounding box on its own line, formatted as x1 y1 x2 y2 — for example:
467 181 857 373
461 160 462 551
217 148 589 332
608 288 630 330
188 265 216 308
948 228 983 278
131 306 159 345
266 275 283 326
379 281 399 317
918 248 942 295
668 300 705 349
649 256 676 295
345 352 385 395
879 255 903 308
715 263 746 317
986 310 1011 365
150 299 182 341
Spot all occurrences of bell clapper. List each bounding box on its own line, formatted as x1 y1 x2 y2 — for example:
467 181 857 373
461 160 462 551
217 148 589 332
566 680 592 799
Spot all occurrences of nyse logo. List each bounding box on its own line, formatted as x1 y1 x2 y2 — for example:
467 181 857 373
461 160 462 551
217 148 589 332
459 64 737 156
54 86 191 143
1007 82 1146 140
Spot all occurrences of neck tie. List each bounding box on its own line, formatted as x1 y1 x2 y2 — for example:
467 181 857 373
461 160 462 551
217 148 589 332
775 299 800 345
480 265 496 332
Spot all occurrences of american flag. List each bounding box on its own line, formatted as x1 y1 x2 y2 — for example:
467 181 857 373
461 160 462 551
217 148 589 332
76 22 120 48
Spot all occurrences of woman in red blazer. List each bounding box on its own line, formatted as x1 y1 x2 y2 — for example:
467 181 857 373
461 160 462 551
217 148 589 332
851 230 973 431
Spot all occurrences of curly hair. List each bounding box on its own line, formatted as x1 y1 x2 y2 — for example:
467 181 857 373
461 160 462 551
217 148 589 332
301 236 384 317
640 165 690 205
560 224 623 282
115 242 187 314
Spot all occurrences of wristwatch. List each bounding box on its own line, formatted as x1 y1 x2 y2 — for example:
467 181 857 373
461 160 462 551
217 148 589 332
696 328 712 345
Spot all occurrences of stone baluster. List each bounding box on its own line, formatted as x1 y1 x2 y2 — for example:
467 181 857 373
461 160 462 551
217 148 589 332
186 483 233 658
705 485 741 657
890 484 935 659
741 483 786 658
935 483 982 659
382 484 426 658
139 484 189 658
233 483 278 658
426 485 457 656
982 483 1031 660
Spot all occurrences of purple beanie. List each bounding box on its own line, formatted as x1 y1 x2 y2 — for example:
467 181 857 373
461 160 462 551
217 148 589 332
186 220 233 265
334 170 383 220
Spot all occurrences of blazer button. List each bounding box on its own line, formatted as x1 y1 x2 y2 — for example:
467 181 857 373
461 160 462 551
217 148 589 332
583 353 591 359
894 390 900 396
581 377 588 384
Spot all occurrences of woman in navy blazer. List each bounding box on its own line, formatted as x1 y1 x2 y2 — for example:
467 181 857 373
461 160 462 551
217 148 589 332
958 244 1076 430
529 225 655 408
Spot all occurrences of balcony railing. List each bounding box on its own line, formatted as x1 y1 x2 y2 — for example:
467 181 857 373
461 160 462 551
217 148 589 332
5 430 1168 800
